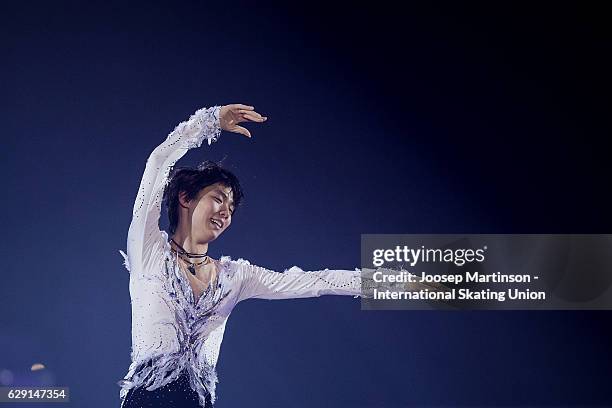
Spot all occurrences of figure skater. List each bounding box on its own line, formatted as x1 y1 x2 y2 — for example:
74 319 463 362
117 104 409 407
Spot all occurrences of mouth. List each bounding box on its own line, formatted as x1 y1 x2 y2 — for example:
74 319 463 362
210 218 224 229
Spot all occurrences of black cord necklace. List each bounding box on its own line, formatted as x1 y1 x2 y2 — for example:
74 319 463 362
170 238 209 275
170 239 208 258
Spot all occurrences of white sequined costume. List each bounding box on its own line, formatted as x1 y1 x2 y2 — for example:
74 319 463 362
117 106 380 407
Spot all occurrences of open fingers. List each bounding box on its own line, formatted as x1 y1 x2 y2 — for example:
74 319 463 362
232 125 252 138
242 113 267 122
229 104 254 111
239 110 267 122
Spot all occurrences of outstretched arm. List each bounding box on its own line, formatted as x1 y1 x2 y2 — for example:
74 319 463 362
120 104 266 277
235 262 451 302
236 261 363 301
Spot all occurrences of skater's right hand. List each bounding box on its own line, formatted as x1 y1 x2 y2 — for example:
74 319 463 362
219 104 267 138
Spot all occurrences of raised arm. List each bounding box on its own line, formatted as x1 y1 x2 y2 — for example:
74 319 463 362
120 104 266 277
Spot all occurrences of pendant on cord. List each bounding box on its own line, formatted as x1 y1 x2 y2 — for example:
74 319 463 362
188 265 197 275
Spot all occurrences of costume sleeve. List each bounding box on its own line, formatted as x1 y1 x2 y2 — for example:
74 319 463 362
119 106 222 276
235 261 362 301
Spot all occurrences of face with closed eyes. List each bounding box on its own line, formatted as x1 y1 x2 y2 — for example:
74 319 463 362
179 182 235 244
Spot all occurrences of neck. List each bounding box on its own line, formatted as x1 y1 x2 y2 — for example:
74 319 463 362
170 231 209 256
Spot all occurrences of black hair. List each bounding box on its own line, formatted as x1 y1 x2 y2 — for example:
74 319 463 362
163 160 244 235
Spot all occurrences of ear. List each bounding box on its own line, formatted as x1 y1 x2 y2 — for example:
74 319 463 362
178 191 191 209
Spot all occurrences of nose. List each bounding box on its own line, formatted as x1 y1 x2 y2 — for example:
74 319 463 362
218 206 231 219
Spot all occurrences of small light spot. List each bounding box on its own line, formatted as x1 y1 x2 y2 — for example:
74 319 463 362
0 369 14 385
31 363 45 371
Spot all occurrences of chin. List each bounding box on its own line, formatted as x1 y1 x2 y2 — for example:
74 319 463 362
194 231 216 244
197 227 225 243
206 231 222 242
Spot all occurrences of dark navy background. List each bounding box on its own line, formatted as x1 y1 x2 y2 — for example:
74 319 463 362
2 1 611 407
